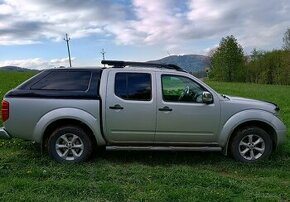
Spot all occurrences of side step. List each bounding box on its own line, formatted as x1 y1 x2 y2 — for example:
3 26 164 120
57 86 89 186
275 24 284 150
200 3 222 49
106 146 222 152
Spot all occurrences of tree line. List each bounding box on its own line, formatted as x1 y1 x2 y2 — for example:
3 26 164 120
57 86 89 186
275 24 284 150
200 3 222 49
209 28 290 85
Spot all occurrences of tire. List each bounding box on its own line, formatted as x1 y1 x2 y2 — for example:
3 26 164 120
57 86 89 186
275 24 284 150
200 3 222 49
48 125 93 163
230 126 272 163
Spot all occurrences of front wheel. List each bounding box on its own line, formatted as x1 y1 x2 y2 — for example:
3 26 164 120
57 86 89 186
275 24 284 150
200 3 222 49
48 125 93 163
230 126 272 163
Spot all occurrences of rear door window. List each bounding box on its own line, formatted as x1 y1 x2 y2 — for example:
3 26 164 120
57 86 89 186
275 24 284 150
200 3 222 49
115 73 152 101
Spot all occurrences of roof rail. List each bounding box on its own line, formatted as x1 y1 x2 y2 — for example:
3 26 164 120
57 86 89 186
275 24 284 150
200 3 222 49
101 60 187 72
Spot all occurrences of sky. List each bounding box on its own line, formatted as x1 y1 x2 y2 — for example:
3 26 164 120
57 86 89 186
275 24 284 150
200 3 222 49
0 0 289 69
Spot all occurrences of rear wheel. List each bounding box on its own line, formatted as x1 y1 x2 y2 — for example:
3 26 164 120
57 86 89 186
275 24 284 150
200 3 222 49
230 126 272 163
48 125 93 163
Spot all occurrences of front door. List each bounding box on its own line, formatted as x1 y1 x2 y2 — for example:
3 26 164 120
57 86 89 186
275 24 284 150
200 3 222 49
105 71 156 143
155 73 220 144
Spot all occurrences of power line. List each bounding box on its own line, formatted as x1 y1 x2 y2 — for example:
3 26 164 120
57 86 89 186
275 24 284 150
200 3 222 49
64 33 72 67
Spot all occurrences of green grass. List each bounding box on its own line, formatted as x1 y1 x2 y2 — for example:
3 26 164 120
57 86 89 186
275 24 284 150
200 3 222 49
0 73 290 201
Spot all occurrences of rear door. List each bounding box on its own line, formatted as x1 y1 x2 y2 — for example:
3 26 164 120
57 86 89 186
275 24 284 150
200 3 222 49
105 70 156 143
155 73 220 143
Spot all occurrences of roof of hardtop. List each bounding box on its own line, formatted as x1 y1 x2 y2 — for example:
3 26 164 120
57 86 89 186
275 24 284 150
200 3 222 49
43 67 102 72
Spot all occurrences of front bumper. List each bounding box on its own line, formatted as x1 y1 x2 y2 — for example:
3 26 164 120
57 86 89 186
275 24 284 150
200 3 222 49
276 128 287 146
273 116 287 146
0 127 12 139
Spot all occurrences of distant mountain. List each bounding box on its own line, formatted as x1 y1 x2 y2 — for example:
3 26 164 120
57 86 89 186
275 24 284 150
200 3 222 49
0 66 35 72
148 54 210 73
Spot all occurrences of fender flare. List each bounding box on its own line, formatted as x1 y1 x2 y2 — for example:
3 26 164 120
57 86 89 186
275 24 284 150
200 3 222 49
219 109 280 153
33 108 106 145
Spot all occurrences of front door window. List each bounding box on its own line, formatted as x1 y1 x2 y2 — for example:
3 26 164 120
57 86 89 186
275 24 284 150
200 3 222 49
162 75 205 103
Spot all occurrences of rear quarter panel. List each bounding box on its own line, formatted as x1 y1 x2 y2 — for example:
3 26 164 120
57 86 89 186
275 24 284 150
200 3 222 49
3 98 105 144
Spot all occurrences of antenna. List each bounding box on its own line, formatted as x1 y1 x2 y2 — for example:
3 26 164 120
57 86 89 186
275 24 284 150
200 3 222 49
64 33 72 67
101 49 106 60
101 49 106 67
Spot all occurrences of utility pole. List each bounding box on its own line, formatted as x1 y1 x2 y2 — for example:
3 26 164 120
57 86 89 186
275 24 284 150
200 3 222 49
101 48 106 67
64 33 72 67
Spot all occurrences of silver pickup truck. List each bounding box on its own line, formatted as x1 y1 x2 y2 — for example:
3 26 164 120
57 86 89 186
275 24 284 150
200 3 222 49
0 60 287 163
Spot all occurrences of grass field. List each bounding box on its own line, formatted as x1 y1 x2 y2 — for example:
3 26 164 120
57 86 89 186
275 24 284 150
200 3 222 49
0 73 289 201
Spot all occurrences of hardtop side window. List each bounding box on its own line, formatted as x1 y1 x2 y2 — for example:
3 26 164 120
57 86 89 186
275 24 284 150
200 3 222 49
115 72 152 101
30 71 91 91
161 75 206 103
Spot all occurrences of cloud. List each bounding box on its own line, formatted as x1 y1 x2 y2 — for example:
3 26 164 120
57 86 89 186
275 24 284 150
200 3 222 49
0 57 75 69
0 3 13 15
117 0 290 50
0 0 289 51
186 0 290 50
0 0 129 44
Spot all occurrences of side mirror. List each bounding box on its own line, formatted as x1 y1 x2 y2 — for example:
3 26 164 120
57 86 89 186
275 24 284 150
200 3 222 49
202 91 213 104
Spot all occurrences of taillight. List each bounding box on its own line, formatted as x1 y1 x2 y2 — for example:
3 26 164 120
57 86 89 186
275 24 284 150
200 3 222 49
1 100 9 122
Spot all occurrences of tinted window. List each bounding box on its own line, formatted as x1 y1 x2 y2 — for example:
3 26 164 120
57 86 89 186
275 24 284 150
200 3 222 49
31 71 91 91
115 73 151 101
162 75 205 103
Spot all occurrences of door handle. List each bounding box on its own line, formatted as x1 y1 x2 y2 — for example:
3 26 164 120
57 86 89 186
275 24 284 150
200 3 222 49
109 104 124 110
158 106 172 112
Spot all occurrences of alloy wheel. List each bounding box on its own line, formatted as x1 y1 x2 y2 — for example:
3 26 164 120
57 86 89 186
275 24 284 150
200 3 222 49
238 134 265 161
55 133 84 161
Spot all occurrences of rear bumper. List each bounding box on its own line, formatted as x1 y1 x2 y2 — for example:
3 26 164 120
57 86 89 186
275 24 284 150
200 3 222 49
0 127 12 139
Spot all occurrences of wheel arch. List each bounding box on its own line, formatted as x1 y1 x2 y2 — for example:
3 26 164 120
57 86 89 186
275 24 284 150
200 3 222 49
32 108 106 150
219 110 279 156
225 120 277 155
42 118 97 151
